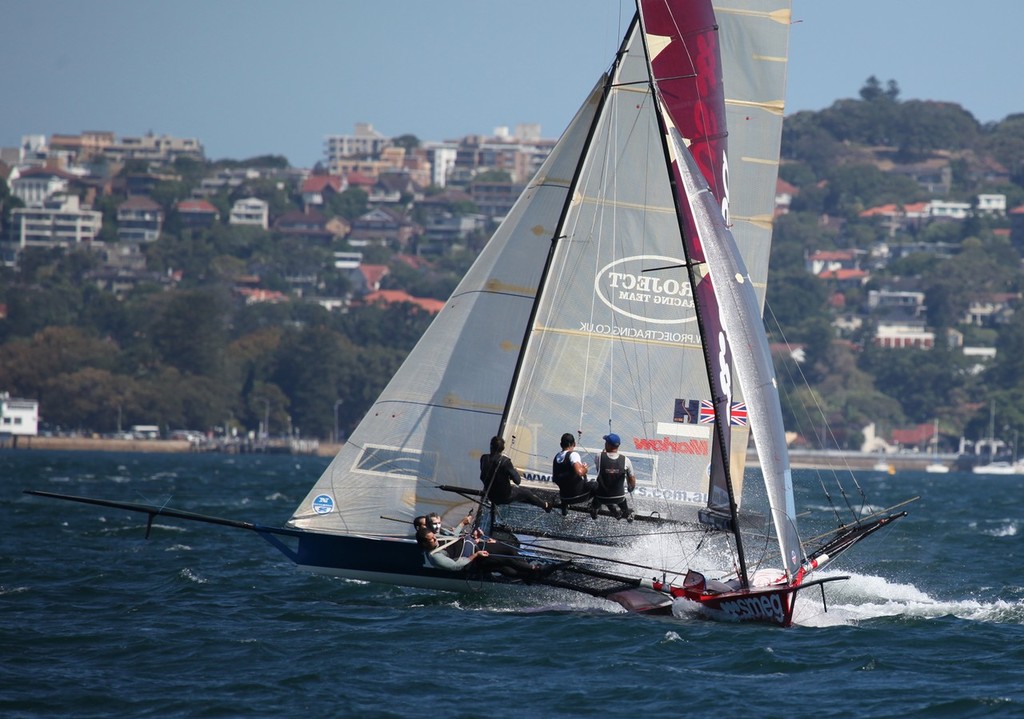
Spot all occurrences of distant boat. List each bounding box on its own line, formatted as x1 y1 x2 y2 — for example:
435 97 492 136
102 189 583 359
925 419 949 473
972 461 1024 476
873 459 895 474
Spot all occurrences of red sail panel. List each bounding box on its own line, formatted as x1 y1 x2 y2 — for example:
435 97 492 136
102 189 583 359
639 1 737 532
637 0 728 223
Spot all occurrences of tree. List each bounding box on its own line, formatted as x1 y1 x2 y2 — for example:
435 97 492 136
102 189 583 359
148 288 230 377
392 134 420 151
326 187 368 220
859 76 884 102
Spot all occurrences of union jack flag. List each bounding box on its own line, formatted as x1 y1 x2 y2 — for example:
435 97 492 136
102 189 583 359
729 402 748 426
698 400 716 424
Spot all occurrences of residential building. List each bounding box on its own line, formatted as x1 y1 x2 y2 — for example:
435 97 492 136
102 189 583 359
9 167 76 207
346 207 420 248
102 133 204 164
325 123 390 166
805 249 861 276
873 315 935 349
229 197 269 230
0 393 38 437
470 180 525 221
300 174 345 210
362 289 444 315
775 177 796 216
867 284 927 318
116 196 164 243
193 168 262 198
926 199 971 220
273 210 335 244
176 199 220 230
976 193 1006 215
10 194 102 248
962 293 1019 327
48 131 115 162
423 144 458 187
333 251 363 270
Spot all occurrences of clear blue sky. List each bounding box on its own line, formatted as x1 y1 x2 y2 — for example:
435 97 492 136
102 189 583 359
3 1 1020 168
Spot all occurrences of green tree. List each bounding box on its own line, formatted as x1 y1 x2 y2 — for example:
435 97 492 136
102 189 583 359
148 288 229 377
325 187 368 220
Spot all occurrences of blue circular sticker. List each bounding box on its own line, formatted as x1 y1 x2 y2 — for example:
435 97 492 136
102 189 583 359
311 494 335 514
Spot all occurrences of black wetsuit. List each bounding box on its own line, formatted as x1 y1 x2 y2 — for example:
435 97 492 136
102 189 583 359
592 452 631 518
479 452 547 509
552 451 595 505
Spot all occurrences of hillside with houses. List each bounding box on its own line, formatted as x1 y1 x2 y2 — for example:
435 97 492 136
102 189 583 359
1 80 1024 463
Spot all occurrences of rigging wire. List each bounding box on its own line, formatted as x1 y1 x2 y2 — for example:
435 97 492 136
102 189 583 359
762 298 871 525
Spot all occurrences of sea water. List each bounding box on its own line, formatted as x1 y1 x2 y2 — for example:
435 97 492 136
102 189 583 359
3 450 1024 718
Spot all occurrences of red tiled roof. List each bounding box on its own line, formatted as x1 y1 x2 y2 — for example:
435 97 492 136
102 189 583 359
359 264 389 289
859 203 899 218
15 166 79 181
346 172 376 187
177 199 218 213
817 268 868 281
118 195 162 210
776 177 798 194
301 175 343 193
364 289 445 314
891 423 936 446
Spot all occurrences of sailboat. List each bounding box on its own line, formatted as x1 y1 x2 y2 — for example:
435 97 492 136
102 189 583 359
925 419 950 473
26 0 909 627
971 402 1022 475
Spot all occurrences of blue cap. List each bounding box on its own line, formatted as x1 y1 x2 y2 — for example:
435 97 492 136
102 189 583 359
603 433 621 447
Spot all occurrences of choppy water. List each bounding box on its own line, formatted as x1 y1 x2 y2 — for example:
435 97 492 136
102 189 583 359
4 450 1024 718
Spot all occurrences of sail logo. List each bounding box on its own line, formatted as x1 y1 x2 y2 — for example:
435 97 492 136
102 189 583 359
594 255 696 325
311 494 335 514
715 592 786 625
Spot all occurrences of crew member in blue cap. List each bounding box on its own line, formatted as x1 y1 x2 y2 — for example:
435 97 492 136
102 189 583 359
590 432 636 521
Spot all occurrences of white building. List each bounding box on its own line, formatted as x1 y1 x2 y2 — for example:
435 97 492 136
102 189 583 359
9 167 73 207
325 123 390 165
117 196 164 243
976 194 1006 215
0 393 38 437
927 200 971 220
229 197 269 230
11 195 102 248
423 144 458 188
102 133 204 164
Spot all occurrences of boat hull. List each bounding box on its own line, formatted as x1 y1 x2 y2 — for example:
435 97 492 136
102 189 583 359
672 584 798 626
292 531 498 592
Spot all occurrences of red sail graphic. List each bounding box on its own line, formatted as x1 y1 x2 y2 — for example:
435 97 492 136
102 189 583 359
639 0 735 525
638 0 728 265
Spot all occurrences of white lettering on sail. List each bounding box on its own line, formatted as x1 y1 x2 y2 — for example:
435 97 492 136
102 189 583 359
595 255 697 325
720 150 730 224
579 322 699 345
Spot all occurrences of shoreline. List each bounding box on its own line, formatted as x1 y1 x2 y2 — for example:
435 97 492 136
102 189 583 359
6 436 957 471
6 436 343 458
